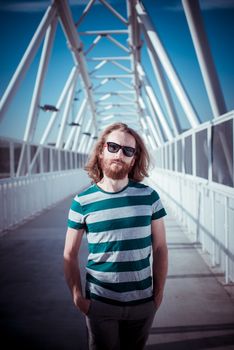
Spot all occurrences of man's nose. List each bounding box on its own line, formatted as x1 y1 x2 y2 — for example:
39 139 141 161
114 148 124 158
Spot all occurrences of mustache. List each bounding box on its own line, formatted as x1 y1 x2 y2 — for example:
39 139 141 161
110 160 125 165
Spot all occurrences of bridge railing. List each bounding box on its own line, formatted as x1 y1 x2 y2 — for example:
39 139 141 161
0 169 91 234
148 111 234 283
0 136 88 179
148 169 234 284
0 137 91 233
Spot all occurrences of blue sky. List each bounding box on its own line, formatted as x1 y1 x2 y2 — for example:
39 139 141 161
0 0 233 143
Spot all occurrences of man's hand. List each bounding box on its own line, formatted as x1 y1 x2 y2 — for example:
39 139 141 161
73 293 91 315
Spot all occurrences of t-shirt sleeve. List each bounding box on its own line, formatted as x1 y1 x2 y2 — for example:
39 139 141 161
67 195 86 230
150 189 167 220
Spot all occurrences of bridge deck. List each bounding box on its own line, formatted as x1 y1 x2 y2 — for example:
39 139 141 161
1 194 234 350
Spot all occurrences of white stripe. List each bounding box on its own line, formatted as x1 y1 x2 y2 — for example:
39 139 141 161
86 265 152 283
73 195 79 202
87 225 151 244
87 282 153 302
86 205 151 224
79 190 121 205
88 246 151 263
152 198 163 213
78 185 153 206
68 208 83 223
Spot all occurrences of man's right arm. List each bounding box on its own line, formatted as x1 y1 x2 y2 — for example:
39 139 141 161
63 227 90 314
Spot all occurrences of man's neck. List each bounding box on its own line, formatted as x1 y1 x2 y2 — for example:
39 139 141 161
97 176 129 193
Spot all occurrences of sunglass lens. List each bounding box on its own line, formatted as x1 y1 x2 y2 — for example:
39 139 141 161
107 142 120 153
106 142 135 157
123 147 135 157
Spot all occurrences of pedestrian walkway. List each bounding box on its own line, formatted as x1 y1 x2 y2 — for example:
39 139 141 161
1 195 234 350
146 213 234 350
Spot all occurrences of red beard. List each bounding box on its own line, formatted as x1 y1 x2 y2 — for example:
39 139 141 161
100 158 133 180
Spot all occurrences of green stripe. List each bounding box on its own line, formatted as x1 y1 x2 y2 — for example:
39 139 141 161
67 219 84 229
152 208 167 220
86 291 153 306
78 185 98 197
150 190 160 204
89 234 152 253
128 181 147 189
70 199 83 214
86 273 152 292
87 255 150 272
82 195 151 213
87 215 151 233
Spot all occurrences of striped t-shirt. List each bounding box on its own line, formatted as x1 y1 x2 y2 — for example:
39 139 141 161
67 180 167 306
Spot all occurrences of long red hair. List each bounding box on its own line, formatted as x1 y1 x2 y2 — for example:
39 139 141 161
85 123 150 183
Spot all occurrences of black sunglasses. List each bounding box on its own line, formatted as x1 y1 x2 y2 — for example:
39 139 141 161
104 142 136 157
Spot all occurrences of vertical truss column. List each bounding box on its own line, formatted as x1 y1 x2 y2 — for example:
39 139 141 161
72 108 88 152
139 96 162 147
27 67 78 174
64 98 87 150
145 36 181 136
24 16 58 143
86 125 96 154
16 14 58 177
136 0 200 128
40 66 78 146
139 106 158 148
144 93 164 145
78 118 93 153
0 3 57 121
15 11 57 176
182 0 226 118
56 70 79 148
127 0 147 138
138 63 173 141
55 0 97 135
127 0 141 105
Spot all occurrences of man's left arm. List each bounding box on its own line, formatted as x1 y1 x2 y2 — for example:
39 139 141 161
151 217 168 310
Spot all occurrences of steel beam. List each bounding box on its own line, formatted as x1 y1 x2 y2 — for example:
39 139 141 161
136 0 200 128
145 34 180 135
0 3 57 121
56 72 78 148
55 0 97 133
23 16 58 143
64 98 87 150
182 0 226 118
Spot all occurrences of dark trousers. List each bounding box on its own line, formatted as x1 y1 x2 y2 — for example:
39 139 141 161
85 300 156 350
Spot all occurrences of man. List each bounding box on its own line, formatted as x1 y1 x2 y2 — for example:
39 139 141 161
63 122 168 350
